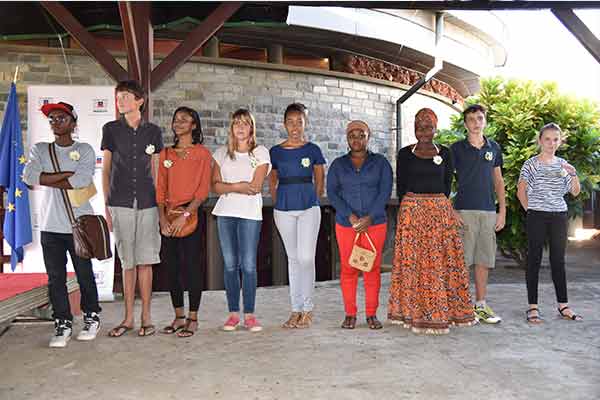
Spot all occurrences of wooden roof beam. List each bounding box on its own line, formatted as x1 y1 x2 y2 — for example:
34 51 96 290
40 1 128 82
133 2 153 99
118 1 153 118
118 1 142 82
151 2 242 91
552 8 600 64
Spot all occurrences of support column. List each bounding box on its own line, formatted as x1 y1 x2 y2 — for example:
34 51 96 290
267 44 283 64
329 52 352 72
202 37 220 58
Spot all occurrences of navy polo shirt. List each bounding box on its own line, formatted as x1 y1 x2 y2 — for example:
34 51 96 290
326 152 393 227
100 118 164 209
451 137 503 211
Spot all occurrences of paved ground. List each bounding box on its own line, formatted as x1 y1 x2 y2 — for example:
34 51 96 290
1 241 599 400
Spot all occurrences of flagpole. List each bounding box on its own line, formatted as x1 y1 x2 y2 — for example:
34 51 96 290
1 72 18 269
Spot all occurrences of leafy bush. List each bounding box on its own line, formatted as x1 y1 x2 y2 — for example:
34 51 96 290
436 77 600 266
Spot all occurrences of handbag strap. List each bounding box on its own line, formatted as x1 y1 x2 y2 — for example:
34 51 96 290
48 143 76 225
353 232 376 252
165 147 174 207
165 147 196 210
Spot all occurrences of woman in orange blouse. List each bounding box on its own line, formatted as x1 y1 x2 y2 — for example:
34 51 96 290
156 106 212 338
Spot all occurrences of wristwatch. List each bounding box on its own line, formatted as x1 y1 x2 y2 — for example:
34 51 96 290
183 211 191 218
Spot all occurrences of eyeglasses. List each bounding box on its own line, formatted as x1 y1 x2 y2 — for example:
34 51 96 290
47 116 70 124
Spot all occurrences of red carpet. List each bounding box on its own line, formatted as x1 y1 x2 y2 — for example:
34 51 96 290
0 273 74 302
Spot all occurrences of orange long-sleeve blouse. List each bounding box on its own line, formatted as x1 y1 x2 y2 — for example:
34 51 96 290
156 144 212 207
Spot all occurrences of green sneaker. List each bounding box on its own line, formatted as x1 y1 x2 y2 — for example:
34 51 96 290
474 304 502 324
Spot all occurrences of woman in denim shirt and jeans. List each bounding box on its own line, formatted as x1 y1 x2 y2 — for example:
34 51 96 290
327 120 392 330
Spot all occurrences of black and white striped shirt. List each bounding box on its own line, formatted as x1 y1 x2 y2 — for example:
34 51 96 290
519 156 573 212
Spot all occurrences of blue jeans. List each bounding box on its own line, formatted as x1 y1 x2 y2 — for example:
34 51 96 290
216 216 262 313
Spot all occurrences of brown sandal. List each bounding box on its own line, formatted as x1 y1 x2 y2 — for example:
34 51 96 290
108 324 133 337
161 315 186 334
366 316 383 330
176 318 198 338
138 324 156 337
341 315 357 329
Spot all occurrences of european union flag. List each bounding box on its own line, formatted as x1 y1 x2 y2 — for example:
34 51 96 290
0 83 32 270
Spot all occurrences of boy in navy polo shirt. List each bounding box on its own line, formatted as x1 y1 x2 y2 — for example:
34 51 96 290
451 104 506 324
101 80 163 337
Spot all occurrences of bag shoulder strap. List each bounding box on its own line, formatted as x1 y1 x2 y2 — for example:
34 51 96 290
363 233 376 252
164 147 173 207
354 232 376 252
48 143 76 225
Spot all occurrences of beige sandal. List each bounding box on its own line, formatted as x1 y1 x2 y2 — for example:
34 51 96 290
296 311 313 329
282 312 302 329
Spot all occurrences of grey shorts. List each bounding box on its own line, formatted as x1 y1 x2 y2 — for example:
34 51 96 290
109 202 161 270
457 210 497 268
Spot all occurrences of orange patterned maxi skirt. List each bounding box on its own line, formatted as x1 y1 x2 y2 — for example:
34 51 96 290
388 193 476 334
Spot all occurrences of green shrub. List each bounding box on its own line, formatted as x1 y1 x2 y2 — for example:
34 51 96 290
436 77 600 266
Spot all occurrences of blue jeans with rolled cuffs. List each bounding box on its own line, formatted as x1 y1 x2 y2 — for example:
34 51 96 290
216 216 262 314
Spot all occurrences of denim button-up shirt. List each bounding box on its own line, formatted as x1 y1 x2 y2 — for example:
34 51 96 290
326 152 393 227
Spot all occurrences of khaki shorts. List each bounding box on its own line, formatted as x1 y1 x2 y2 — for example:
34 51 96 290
109 202 161 270
458 210 496 268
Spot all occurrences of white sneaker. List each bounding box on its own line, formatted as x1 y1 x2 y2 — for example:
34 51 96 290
49 320 72 348
77 312 101 341
474 304 502 324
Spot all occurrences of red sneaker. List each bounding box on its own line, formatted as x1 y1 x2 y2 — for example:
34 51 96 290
222 315 240 331
244 316 263 332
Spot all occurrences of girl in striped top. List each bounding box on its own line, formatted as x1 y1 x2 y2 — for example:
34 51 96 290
517 123 582 324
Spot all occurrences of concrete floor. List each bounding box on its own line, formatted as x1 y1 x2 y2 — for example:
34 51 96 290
1 243 599 400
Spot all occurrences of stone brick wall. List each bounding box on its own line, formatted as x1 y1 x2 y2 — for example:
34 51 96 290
0 45 461 189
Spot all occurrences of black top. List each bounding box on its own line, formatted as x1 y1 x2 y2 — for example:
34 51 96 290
100 118 164 209
396 144 453 202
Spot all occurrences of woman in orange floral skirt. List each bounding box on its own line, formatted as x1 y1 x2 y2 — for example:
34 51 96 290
388 108 476 335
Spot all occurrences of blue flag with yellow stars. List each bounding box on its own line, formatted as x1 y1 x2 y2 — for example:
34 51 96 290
0 83 32 270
